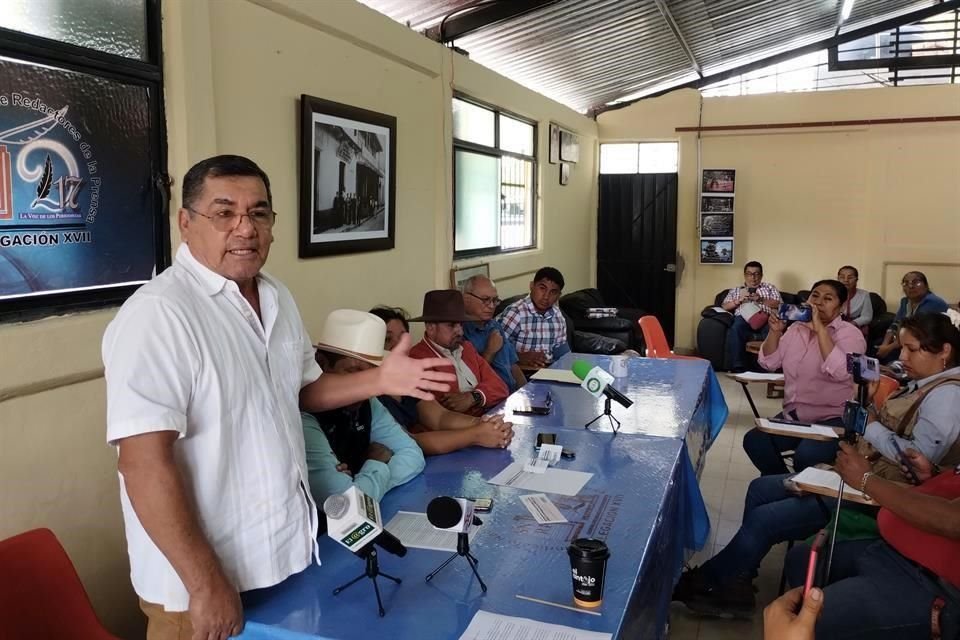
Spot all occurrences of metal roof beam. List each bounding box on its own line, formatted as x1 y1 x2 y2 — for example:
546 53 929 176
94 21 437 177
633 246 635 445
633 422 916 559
596 0 960 114
425 0 565 43
653 0 703 77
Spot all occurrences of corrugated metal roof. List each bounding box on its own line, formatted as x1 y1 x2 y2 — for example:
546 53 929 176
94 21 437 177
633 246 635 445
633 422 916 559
358 0 939 112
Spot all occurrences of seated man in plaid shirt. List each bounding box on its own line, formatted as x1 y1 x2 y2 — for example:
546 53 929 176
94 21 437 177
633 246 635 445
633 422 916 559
722 260 782 372
498 267 571 369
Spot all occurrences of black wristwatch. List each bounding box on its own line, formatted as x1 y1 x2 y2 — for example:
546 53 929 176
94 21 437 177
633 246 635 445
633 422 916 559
471 391 484 408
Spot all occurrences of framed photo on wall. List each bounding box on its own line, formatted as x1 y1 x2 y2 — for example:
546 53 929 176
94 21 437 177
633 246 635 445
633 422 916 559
299 94 396 258
700 214 734 238
559 162 570 186
548 123 560 164
700 238 734 264
700 195 734 213
450 262 490 289
702 169 735 194
559 129 579 163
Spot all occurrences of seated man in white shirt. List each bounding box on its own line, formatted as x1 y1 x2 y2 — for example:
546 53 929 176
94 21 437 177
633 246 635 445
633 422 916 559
302 310 424 505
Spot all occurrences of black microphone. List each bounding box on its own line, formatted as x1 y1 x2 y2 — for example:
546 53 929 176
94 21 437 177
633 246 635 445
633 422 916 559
572 360 633 409
324 489 407 557
427 497 481 532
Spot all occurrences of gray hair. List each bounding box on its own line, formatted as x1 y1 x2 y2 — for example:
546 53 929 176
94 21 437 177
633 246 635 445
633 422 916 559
460 274 495 295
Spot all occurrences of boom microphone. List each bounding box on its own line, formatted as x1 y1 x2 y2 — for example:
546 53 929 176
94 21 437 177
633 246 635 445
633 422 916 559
572 360 633 409
324 486 407 557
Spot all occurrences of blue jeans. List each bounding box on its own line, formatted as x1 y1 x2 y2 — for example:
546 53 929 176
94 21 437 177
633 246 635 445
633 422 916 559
742 411 842 476
725 316 767 370
700 474 831 586
785 540 960 639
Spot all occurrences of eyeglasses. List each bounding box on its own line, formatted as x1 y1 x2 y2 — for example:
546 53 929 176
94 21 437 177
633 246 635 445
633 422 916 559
466 291 501 307
744 271 762 278
187 206 277 232
902 279 925 288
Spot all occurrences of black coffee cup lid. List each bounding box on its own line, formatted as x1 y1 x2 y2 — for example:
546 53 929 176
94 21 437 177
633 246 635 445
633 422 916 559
568 538 610 560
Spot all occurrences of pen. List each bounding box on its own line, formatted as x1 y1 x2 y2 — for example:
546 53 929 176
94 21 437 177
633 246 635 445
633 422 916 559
769 417 813 428
891 438 921 485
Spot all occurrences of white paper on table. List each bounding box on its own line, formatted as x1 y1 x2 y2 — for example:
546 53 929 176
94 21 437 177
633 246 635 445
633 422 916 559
384 511 478 552
523 457 550 474
791 467 870 501
487 462 593 496
730 371 785 382
530 369 581 385
459 610 611 640
539 443 563 464
756 419 839 439
519 493 568 524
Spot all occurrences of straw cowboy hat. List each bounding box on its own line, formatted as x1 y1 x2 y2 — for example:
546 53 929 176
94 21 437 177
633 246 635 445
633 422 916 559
409 290 480 323
314 309 388 366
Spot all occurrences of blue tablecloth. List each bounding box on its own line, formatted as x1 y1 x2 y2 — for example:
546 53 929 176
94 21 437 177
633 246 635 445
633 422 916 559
239 429 693 640
503 354 728 472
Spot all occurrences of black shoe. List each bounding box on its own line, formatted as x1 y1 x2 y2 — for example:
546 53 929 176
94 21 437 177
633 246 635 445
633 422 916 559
674 568 755 619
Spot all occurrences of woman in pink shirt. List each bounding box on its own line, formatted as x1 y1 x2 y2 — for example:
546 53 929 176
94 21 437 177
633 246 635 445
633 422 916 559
743 279 867 475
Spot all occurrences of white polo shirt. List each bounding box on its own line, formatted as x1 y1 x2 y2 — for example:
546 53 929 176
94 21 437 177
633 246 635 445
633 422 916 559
103 244 322 611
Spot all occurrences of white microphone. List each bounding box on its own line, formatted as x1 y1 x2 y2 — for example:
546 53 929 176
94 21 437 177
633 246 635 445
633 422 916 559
323 486 406 556
572 360 634 408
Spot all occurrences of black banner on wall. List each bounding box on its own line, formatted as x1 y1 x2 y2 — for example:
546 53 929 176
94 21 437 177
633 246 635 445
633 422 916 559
0 56 160 308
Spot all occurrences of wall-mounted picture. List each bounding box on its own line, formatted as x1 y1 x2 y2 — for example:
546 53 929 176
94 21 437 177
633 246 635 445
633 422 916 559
700 214 734 238
559 162 570 186
700 239 734 264
700 195 734 213
450 262 490 289
702 169 736 193
548 123 560 164
299 94 396 258
559 129 579 163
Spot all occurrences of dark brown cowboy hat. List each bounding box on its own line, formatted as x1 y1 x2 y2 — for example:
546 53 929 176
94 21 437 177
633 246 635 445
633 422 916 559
409 290 480 323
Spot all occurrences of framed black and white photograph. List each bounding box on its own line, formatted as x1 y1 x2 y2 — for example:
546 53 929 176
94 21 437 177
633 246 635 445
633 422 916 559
700 238 734 264
299 94 396 258
559 162 570 186
559 129 579 163
702 169 736 194
548 123 560 164
700 214 734 238
700 195 734 213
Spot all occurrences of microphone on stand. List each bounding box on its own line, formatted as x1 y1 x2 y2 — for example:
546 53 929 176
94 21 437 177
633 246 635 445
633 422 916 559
572 360 633 409
424 497 487 593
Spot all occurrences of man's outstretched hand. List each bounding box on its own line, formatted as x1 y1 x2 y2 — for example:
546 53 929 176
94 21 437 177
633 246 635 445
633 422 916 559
380 333 456 401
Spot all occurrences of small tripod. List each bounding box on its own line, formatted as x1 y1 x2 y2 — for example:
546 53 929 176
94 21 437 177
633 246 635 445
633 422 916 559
332 546 401 617
585 397 621 434
424 531 487 592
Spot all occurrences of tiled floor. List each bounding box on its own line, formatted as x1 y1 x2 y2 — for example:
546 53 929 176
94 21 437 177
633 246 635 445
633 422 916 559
668 375 789 639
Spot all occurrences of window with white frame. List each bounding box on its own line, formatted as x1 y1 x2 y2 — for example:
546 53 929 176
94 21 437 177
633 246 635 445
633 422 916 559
453 96 537 258
599 142 678 174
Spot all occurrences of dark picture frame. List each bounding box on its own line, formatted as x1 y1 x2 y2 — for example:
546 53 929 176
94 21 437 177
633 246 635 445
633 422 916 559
548 123 560 164
700 195 734 213
700 238 734 264
702 169 736 194
559 129 579 163
299 94 396 258
700 214 734 238
559 162 570 186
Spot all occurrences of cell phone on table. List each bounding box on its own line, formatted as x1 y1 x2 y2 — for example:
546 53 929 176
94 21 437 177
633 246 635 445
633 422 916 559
535 432 557 450
804 530 828 597
891 438 921 485
471 498 493 513
515 388 553 416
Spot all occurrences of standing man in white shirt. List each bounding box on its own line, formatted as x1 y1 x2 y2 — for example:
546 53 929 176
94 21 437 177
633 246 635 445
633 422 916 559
102 155 453 640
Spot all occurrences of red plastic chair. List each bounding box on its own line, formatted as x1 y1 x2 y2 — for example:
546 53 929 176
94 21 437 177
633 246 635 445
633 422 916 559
638 315 705 360
0 528 120 639
873 374 901 409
